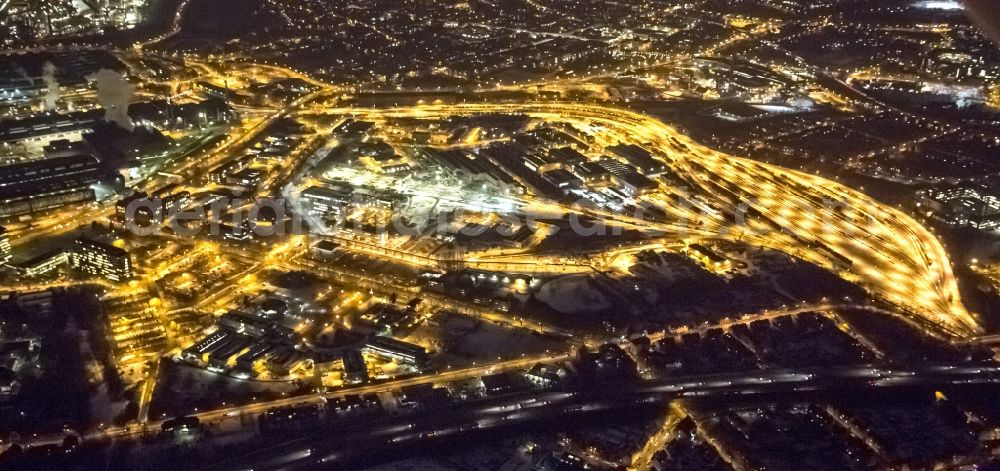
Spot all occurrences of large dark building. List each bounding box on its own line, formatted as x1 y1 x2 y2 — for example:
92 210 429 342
342 349 369 384
83 122 172 173
0 154 104 217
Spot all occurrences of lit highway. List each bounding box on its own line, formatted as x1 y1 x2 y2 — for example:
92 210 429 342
213 363 1000 470
6 354 571 453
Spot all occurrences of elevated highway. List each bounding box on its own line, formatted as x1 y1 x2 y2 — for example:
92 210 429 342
216 363 1000 470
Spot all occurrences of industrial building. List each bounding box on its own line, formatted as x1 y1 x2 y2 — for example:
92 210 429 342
342 349 369 384
0 153 104 218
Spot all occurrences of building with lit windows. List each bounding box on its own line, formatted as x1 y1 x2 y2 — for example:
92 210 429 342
917 185 1000 230
70 238 132 281
363 336 428 366
300 185 353 220
16 250 69 277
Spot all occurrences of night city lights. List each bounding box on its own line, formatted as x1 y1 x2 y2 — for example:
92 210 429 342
3 1 1000 470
